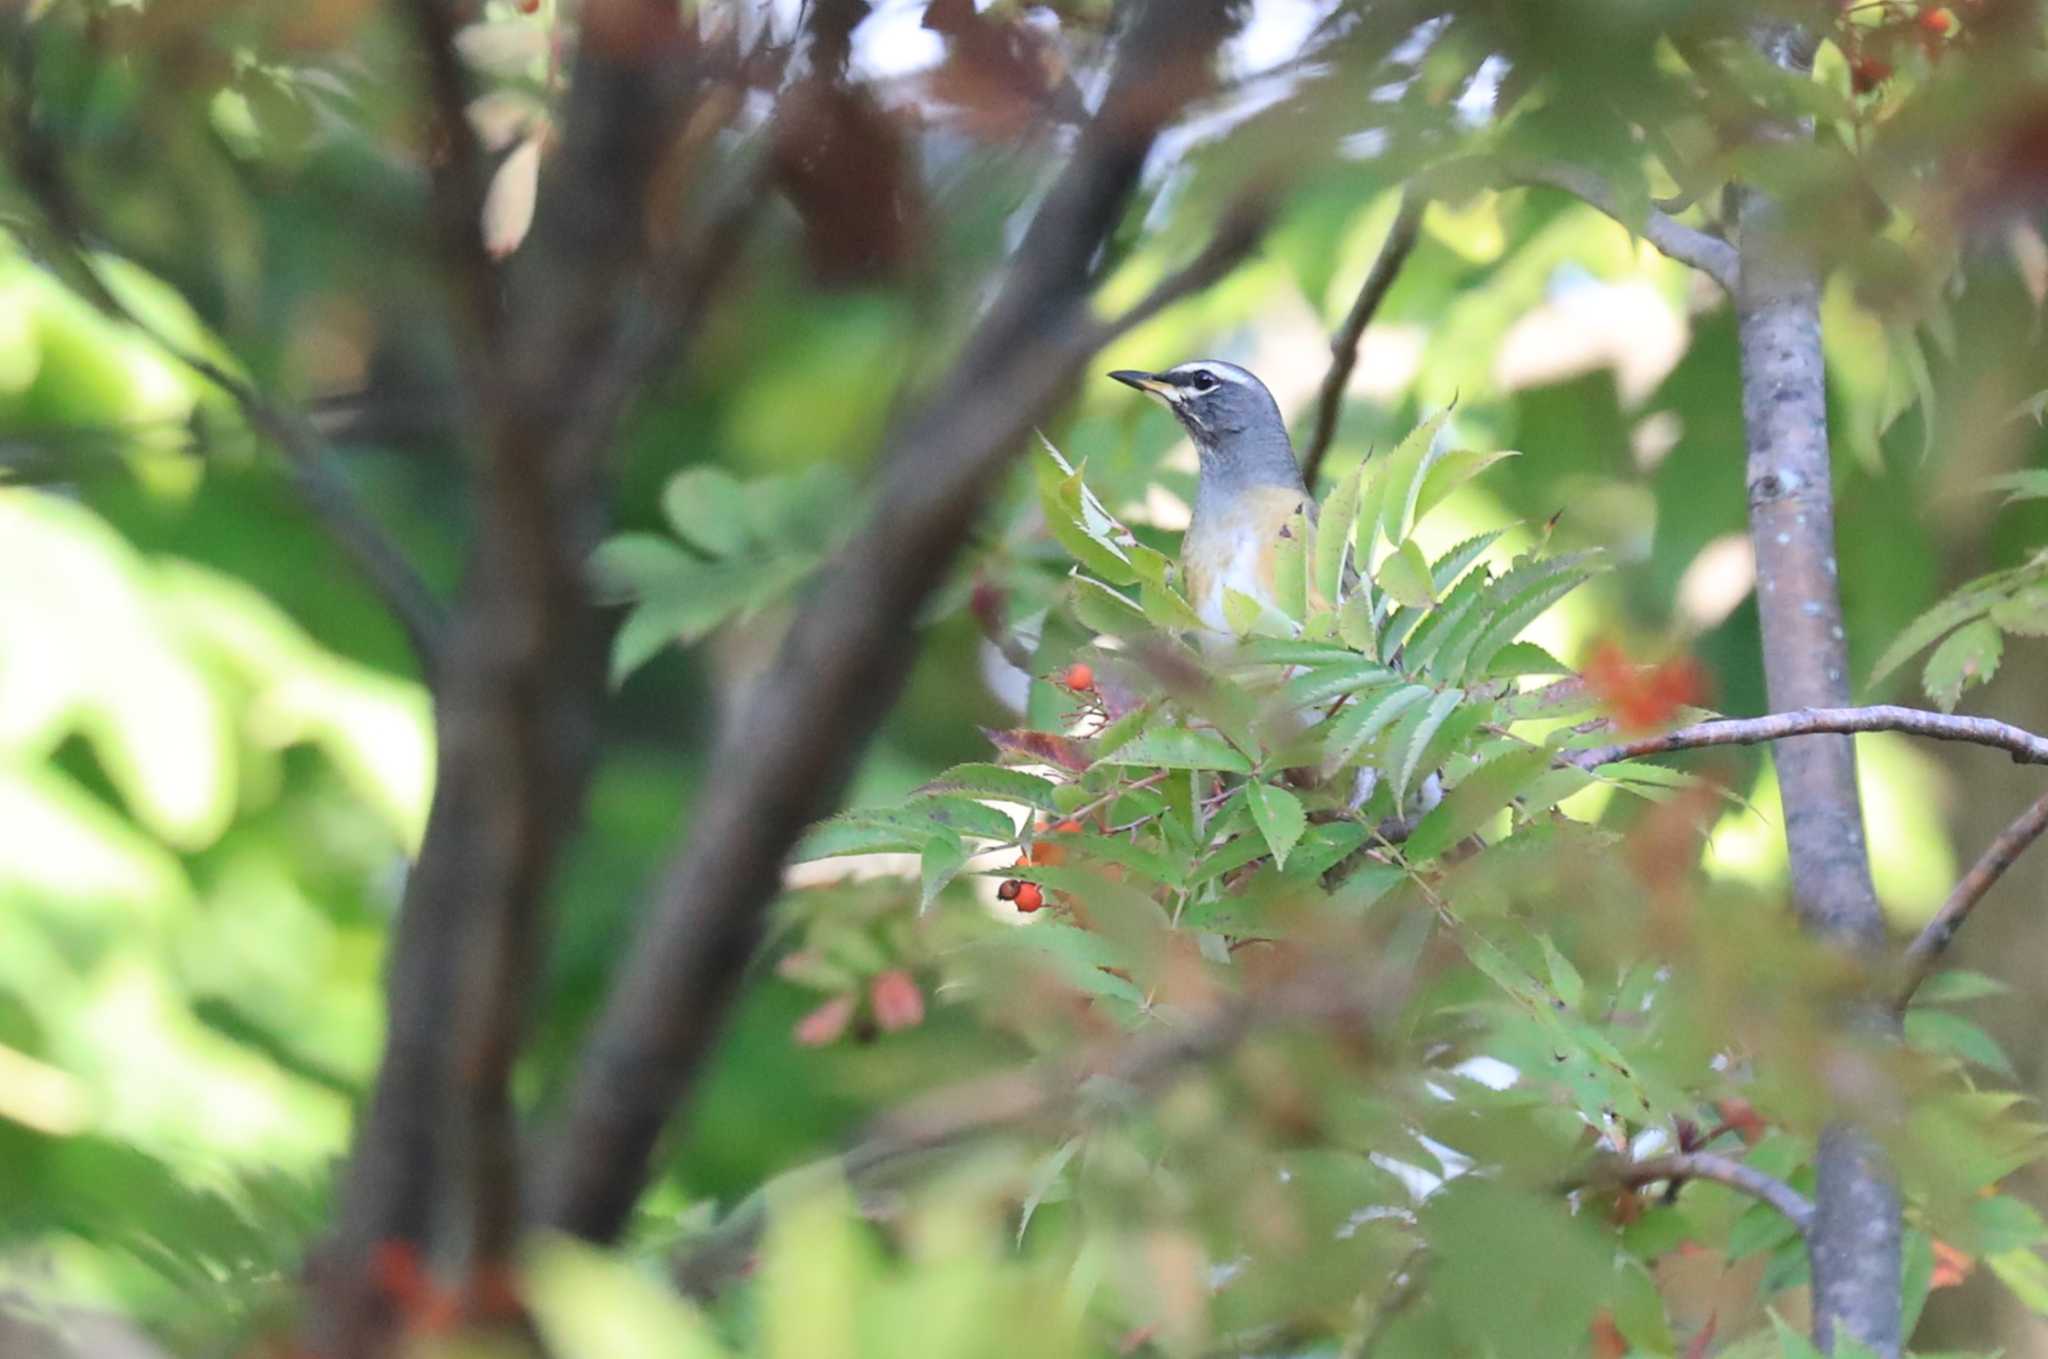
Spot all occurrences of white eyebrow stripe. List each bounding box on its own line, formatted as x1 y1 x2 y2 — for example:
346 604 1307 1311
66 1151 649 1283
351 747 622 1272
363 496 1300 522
1167 362 1250 386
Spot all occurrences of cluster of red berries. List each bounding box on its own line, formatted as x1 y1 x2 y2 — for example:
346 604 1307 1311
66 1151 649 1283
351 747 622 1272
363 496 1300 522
1844 2 1958 93
997 817 1082 913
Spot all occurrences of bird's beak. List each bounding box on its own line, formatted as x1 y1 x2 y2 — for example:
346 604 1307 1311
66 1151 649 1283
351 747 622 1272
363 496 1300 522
1108 369 1179 403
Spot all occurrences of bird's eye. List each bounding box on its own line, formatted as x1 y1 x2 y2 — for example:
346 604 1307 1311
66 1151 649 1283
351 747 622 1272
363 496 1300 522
1190 370 1219 392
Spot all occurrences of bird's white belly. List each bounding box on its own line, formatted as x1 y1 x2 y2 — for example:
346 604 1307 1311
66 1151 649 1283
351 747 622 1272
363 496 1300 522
1195 521 1275 636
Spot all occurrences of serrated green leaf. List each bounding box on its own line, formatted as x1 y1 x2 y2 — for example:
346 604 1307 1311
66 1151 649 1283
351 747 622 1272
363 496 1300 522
1338 589 1377 651
1231 638 1364 666
998 919 1145 1006
1990 585 2048 637
915 763 1059 809
1245 781 1307 869
1320 683 1433 778
1412 448 1519 527
1272 511 1311 621
1483 641 1572 677
1539 934 1584 1012
1071 576 1149 636
919 830 967 912
661 466 752 557
1392 687 1463 803
1906 1007 2017 1076
1283 661 1398 709
1316 462 1364 604
1432 529 1508 592
1870 560 2047 687
1099 726 1252 772
1140 579 1207 633
1463 560 1599 678
1404 744 1553 861
1377 539 1436 608
1399 562 1493 677
1923 619 2003 712
1378 409 1451 544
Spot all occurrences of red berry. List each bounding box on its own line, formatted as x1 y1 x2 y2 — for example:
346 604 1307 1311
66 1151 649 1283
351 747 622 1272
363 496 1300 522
1013 882 1045 913
997 879 1022 901
1850 55 1893 93
1061 662 1095 692
1918 6 1951 33
1053 819 1082 834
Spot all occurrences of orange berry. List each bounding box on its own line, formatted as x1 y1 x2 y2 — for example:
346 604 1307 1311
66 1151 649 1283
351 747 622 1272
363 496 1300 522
1061 662 1095 692
1919 6 1952 33
1013 882 1045 913
1054 819 1082 834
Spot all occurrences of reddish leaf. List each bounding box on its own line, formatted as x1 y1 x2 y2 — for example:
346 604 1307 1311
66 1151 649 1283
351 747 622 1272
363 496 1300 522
1590 1311 1628 1359
1583 640 1708 733
983 727 1093 773
1683 1312 1719 1359
1931 1239 1976 1289
772 80 923 285
794 994 856 1047
870 969 926 1032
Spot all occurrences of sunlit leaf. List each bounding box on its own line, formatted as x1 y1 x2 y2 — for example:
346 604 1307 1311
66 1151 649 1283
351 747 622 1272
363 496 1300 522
1922 619 2003 713
1245 781 1307 869
1377 539 1436 608
1099 726 1252 773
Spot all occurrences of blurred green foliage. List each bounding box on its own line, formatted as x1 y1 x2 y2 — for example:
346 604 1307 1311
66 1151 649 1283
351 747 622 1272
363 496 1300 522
6 0 2048 1356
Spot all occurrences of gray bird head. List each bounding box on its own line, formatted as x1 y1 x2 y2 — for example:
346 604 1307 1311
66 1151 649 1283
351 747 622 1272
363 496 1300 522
1108 360 1304 494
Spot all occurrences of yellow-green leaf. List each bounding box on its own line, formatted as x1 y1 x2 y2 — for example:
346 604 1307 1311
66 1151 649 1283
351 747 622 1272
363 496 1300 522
1376 539 1436 608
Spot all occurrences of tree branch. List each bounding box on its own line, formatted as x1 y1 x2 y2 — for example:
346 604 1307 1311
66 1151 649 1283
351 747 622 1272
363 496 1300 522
528 0 1255 1244
313 7 718 1348
1496 157 1739 293
1896 787 2048 1008
1565 705 2048 771
1587 1153 1816 1235
0 24 448 670
1299 189 1423 490
399 0 505 355
673 966 1379 1299
1733 18 1897 1355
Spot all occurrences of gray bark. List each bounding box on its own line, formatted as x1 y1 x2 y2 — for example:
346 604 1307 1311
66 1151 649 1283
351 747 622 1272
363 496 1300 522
1737 19 1901 1357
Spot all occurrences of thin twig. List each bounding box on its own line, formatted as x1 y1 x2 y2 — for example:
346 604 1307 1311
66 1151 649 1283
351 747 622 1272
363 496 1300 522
1300 190 1423 490
1495 156 1739 293
1896 787 2048 1007
0 25 448 669
1566 705 2048 770
1585 1153 1816 1235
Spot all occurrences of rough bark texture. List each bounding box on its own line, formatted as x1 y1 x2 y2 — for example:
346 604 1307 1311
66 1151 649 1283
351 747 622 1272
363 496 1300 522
1737 20 1901 1357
